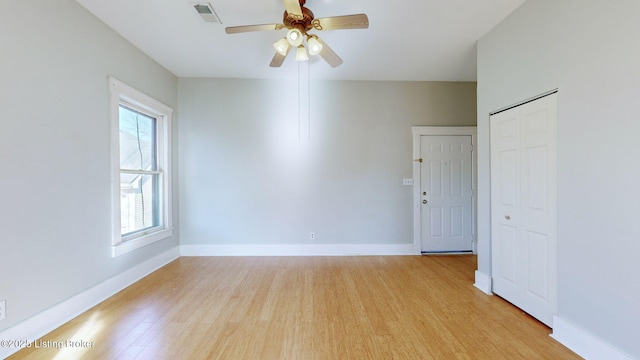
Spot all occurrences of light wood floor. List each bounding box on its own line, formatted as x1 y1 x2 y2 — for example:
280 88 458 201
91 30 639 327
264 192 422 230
9 255 581 359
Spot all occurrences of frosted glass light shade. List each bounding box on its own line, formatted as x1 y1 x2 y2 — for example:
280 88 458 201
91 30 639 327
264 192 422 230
273 38 290 56
295 45 309 61
307 36 323 56
286 29 304 47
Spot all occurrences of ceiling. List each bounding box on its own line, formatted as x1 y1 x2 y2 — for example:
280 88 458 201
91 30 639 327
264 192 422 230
75 0 525 81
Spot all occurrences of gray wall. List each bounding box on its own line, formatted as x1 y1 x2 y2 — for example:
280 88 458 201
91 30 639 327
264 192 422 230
178 79 476 247
0 0 179 331
477 0 640 357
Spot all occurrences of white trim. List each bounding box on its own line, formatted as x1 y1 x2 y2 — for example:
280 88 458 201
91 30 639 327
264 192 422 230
109 77 174 117
0 248 179 359
111 228 174 257
109 77 174 256
411 126 478 254
551 316 634 360
180 244 415 257
473 270 493 295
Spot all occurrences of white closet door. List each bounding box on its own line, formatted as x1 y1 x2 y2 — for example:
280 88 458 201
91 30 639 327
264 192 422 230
490 93 557 327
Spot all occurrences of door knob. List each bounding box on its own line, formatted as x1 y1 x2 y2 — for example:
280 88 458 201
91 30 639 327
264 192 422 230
422 200 428 204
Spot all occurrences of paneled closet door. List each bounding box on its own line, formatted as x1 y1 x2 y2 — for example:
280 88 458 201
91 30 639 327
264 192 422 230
490 93 557 327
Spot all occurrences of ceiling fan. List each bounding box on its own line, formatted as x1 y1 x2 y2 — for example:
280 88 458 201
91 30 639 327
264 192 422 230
225 0 369 68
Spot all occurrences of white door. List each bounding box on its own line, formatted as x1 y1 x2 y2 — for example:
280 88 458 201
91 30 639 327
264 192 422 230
490 93 557 327
420 135 474 252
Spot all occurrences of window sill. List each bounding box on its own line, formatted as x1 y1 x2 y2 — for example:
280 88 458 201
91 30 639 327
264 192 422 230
111 228 173 257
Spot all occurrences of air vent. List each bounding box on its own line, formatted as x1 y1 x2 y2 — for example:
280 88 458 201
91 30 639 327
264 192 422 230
191 2 221 23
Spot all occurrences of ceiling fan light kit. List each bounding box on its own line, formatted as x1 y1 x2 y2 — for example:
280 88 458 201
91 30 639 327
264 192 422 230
286 29 304 47
307 36 323 56
295 45 309 61
273 38 291 56
225 0 369 68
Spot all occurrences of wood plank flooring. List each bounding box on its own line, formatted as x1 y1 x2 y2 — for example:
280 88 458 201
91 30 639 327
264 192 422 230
9 255 581 359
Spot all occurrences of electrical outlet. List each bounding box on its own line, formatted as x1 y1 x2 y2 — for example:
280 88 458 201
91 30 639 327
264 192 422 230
310 232 315 240
403 178 414 186
0 300 6 321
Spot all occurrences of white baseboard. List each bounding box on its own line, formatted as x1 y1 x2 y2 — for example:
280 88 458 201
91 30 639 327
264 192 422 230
0 247 179 359
473 270 492 295
551 315 633 360
180 243 416 256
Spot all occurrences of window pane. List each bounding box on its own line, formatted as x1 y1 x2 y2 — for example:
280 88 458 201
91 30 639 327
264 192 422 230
120 173 160 236
119 105 157 171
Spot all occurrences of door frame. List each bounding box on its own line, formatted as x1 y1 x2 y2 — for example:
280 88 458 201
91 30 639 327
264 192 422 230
412 126 477 254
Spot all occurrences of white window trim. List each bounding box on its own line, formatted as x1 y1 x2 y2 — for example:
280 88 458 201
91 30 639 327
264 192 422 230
109 77 173 257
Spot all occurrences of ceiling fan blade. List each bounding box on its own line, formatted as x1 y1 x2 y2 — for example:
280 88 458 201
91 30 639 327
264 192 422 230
270 51 288 67
313 14 369 31
225 23 284 34
315 37 343 68
283 0 303 20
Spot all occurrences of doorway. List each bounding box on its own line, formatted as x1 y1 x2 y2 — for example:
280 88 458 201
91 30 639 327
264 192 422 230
412 127 477 254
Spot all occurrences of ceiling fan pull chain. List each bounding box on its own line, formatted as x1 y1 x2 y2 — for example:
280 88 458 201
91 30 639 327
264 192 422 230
308 60 311 141
298 61 302 143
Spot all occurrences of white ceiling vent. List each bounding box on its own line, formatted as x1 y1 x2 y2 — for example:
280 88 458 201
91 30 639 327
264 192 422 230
191 2 221 23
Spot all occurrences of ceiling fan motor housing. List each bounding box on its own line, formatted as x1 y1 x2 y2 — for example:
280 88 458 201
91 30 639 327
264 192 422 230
283 6 314 33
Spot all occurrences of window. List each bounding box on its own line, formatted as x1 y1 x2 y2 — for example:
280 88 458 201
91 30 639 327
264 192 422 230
109 77 173 257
